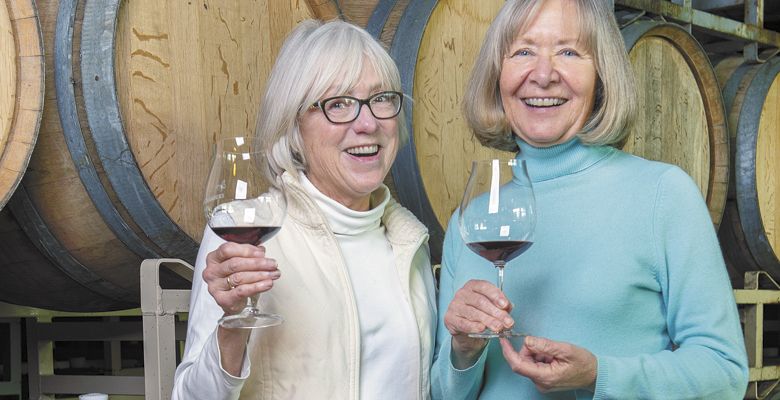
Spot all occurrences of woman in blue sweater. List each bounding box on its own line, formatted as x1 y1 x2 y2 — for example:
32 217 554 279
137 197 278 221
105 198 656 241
431 0 749 399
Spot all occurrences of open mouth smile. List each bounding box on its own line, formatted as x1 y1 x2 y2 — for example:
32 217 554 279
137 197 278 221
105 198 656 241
523 97 567 107
346 145 380 157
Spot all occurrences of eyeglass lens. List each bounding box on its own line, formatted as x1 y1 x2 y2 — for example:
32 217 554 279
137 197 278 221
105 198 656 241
321 91 401 123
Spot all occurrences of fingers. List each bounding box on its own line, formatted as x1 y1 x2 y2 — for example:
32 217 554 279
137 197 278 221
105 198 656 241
203 242 282 315
224 269 282 291
500 337 556 392
209 276 279 315
204 243 278 282
445 280 514 336
499 336 598 392
208 242 279 272
465 280 512 310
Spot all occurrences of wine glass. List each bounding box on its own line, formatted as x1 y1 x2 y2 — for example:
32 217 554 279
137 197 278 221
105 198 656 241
203 136 286 329
459 159 536 338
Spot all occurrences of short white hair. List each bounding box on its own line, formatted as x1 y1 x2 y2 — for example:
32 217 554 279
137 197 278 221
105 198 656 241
255 19 407 182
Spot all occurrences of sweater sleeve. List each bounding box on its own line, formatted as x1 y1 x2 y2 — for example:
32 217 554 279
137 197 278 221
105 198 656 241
431 213 488 400
171 226 251 400
593 168 748 400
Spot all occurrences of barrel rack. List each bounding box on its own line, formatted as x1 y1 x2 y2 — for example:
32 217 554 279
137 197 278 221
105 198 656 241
0 258 191 399
0 304 145 399
615 0 780 62
735 272 780 399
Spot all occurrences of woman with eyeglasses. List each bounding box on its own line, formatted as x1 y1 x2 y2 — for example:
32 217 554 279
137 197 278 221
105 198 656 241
172 20 436 399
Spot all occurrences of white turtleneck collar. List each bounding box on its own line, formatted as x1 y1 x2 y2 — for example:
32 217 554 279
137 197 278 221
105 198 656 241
299 172 390 236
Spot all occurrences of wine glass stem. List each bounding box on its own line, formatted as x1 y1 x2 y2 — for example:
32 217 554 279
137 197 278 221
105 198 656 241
494 261 506 292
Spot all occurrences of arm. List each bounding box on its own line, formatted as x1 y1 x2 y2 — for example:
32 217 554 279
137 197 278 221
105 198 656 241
592 169 748 399
431 214 512 400
171 227 281 400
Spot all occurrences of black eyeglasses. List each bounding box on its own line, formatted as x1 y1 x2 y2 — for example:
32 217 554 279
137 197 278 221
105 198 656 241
310 91 403 124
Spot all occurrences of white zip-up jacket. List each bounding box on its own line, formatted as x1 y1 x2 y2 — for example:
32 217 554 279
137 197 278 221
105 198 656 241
173 171 437 399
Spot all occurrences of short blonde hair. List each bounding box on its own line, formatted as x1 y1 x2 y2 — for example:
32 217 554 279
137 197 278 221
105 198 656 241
464 0 637 151
255 20 407 181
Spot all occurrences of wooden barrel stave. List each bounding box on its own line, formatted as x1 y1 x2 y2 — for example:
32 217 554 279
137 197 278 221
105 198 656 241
719 57 780 281
0 0 44 209
0 207 132 311
3 0 154 309
81 0 199 260
620 21 729 228
55 0 163 260
114 0 314 244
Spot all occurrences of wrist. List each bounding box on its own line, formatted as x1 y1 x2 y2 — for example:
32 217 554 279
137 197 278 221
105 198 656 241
450 336 487 370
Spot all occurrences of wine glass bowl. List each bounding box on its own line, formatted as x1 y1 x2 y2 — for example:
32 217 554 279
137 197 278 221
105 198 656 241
203 137 286 329
459 159 536 338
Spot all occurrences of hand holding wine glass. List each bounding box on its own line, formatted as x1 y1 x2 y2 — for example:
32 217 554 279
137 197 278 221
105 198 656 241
203 136 286 329
458 159 536 338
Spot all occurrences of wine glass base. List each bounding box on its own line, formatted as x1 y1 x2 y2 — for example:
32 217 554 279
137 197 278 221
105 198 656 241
468 329 524 339
219 311 283 329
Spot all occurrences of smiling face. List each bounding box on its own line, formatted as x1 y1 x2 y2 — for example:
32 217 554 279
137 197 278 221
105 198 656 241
499 0 597 148
298 64 399 211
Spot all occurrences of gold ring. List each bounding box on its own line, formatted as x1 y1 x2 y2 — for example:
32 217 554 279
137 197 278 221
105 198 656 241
226 275 236 290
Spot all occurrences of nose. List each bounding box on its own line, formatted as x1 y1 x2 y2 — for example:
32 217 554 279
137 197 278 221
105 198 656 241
528 54 559 87
352 103 379 133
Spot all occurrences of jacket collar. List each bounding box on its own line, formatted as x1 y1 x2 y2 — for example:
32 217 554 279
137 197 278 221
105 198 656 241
280 171 428 245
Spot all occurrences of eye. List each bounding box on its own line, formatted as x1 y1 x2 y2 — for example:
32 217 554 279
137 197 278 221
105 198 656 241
372 93 389 103
325 97 355 111
560 49 580 57
371 92 398 104
510 49 532 58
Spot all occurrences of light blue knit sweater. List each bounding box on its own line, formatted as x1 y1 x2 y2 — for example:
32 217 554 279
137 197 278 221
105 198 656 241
431 137 748 400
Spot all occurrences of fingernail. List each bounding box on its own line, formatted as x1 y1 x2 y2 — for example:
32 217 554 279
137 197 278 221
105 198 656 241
504 317 514 326
498 299 507 307
525 336 535 347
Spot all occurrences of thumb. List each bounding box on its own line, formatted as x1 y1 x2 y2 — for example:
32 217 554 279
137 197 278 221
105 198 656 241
524 336 553 354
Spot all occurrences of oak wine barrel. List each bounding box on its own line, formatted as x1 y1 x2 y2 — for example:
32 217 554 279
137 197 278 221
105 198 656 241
620 21 729 229
0 0 322 311
371 2 728 263
0 0 43 210
715 56 780 284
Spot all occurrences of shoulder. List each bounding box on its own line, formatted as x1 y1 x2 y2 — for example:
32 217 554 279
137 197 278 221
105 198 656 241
606 149 698 191
383 194 429 242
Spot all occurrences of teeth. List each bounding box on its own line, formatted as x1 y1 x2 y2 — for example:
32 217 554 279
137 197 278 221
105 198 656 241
346 145 379 155
524 98 566 107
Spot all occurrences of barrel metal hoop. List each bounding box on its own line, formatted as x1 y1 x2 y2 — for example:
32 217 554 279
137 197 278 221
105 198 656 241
384 0 444 264
722 63 756 113
735 56 780 273
622 20 730 228
366 0 397 39
80 0 198 262
8 186 137 306
0 0 44 209
54 0 163 260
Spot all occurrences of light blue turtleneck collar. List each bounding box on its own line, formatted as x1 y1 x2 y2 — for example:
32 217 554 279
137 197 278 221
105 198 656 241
515 136 614 183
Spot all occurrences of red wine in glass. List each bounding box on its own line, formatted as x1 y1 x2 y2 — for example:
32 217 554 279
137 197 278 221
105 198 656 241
204 136 287 329
466 240 533 264
459 159 536 338
212 226 281 246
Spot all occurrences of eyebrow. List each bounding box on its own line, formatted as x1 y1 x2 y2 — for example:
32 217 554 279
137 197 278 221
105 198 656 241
324 83 386 98
513 36 583 47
